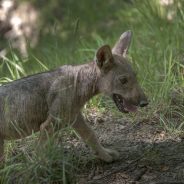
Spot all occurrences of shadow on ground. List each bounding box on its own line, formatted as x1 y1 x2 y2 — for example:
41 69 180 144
73 112 184 184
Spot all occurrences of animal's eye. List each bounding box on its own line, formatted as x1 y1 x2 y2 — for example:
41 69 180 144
120 77 128 85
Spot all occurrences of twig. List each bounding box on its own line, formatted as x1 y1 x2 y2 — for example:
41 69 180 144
132 167 147 181
87 153 146 184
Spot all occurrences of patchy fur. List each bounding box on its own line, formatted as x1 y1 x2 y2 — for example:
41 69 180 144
0 31 148 162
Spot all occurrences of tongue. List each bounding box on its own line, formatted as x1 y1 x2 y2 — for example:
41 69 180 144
124 101 137 112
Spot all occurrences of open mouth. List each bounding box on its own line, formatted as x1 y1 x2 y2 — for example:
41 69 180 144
112 94 137 113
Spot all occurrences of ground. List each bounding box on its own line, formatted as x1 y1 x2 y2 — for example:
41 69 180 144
1 1 184 183
65 109 184 184
2 100 184 184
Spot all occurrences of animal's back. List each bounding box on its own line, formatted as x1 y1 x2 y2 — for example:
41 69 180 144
0 68 64 139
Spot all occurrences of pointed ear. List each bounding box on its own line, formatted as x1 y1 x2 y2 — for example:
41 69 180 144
95 45 113 72
112 30 132 57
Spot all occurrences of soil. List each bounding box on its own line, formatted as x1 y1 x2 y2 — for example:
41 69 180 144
66 110 184 184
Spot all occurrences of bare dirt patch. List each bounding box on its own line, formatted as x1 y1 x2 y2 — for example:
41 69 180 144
69 111 184 184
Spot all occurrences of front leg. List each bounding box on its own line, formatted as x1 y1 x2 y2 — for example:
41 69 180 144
72 113 119 162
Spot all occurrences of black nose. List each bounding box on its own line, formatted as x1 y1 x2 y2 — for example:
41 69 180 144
140 100 148 107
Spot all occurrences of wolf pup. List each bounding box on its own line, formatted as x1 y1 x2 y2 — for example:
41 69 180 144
0 31 148 162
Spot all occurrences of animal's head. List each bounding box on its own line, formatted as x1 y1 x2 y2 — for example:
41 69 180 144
95 30 148 113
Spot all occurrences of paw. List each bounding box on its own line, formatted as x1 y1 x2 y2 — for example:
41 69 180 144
104 148 120 160
97 148 119 163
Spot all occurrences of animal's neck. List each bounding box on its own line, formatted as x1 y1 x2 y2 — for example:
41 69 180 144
74 61 100 104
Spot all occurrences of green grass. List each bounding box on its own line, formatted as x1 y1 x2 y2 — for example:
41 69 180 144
0 133 78 184
1 0 184 183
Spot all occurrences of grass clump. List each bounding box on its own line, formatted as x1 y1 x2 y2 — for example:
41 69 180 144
0 132 79 184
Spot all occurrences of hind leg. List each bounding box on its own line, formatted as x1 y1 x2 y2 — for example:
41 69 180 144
38 116 55 145
38 114 64 145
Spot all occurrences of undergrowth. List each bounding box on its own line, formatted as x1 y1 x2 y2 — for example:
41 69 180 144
1 0 184 183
